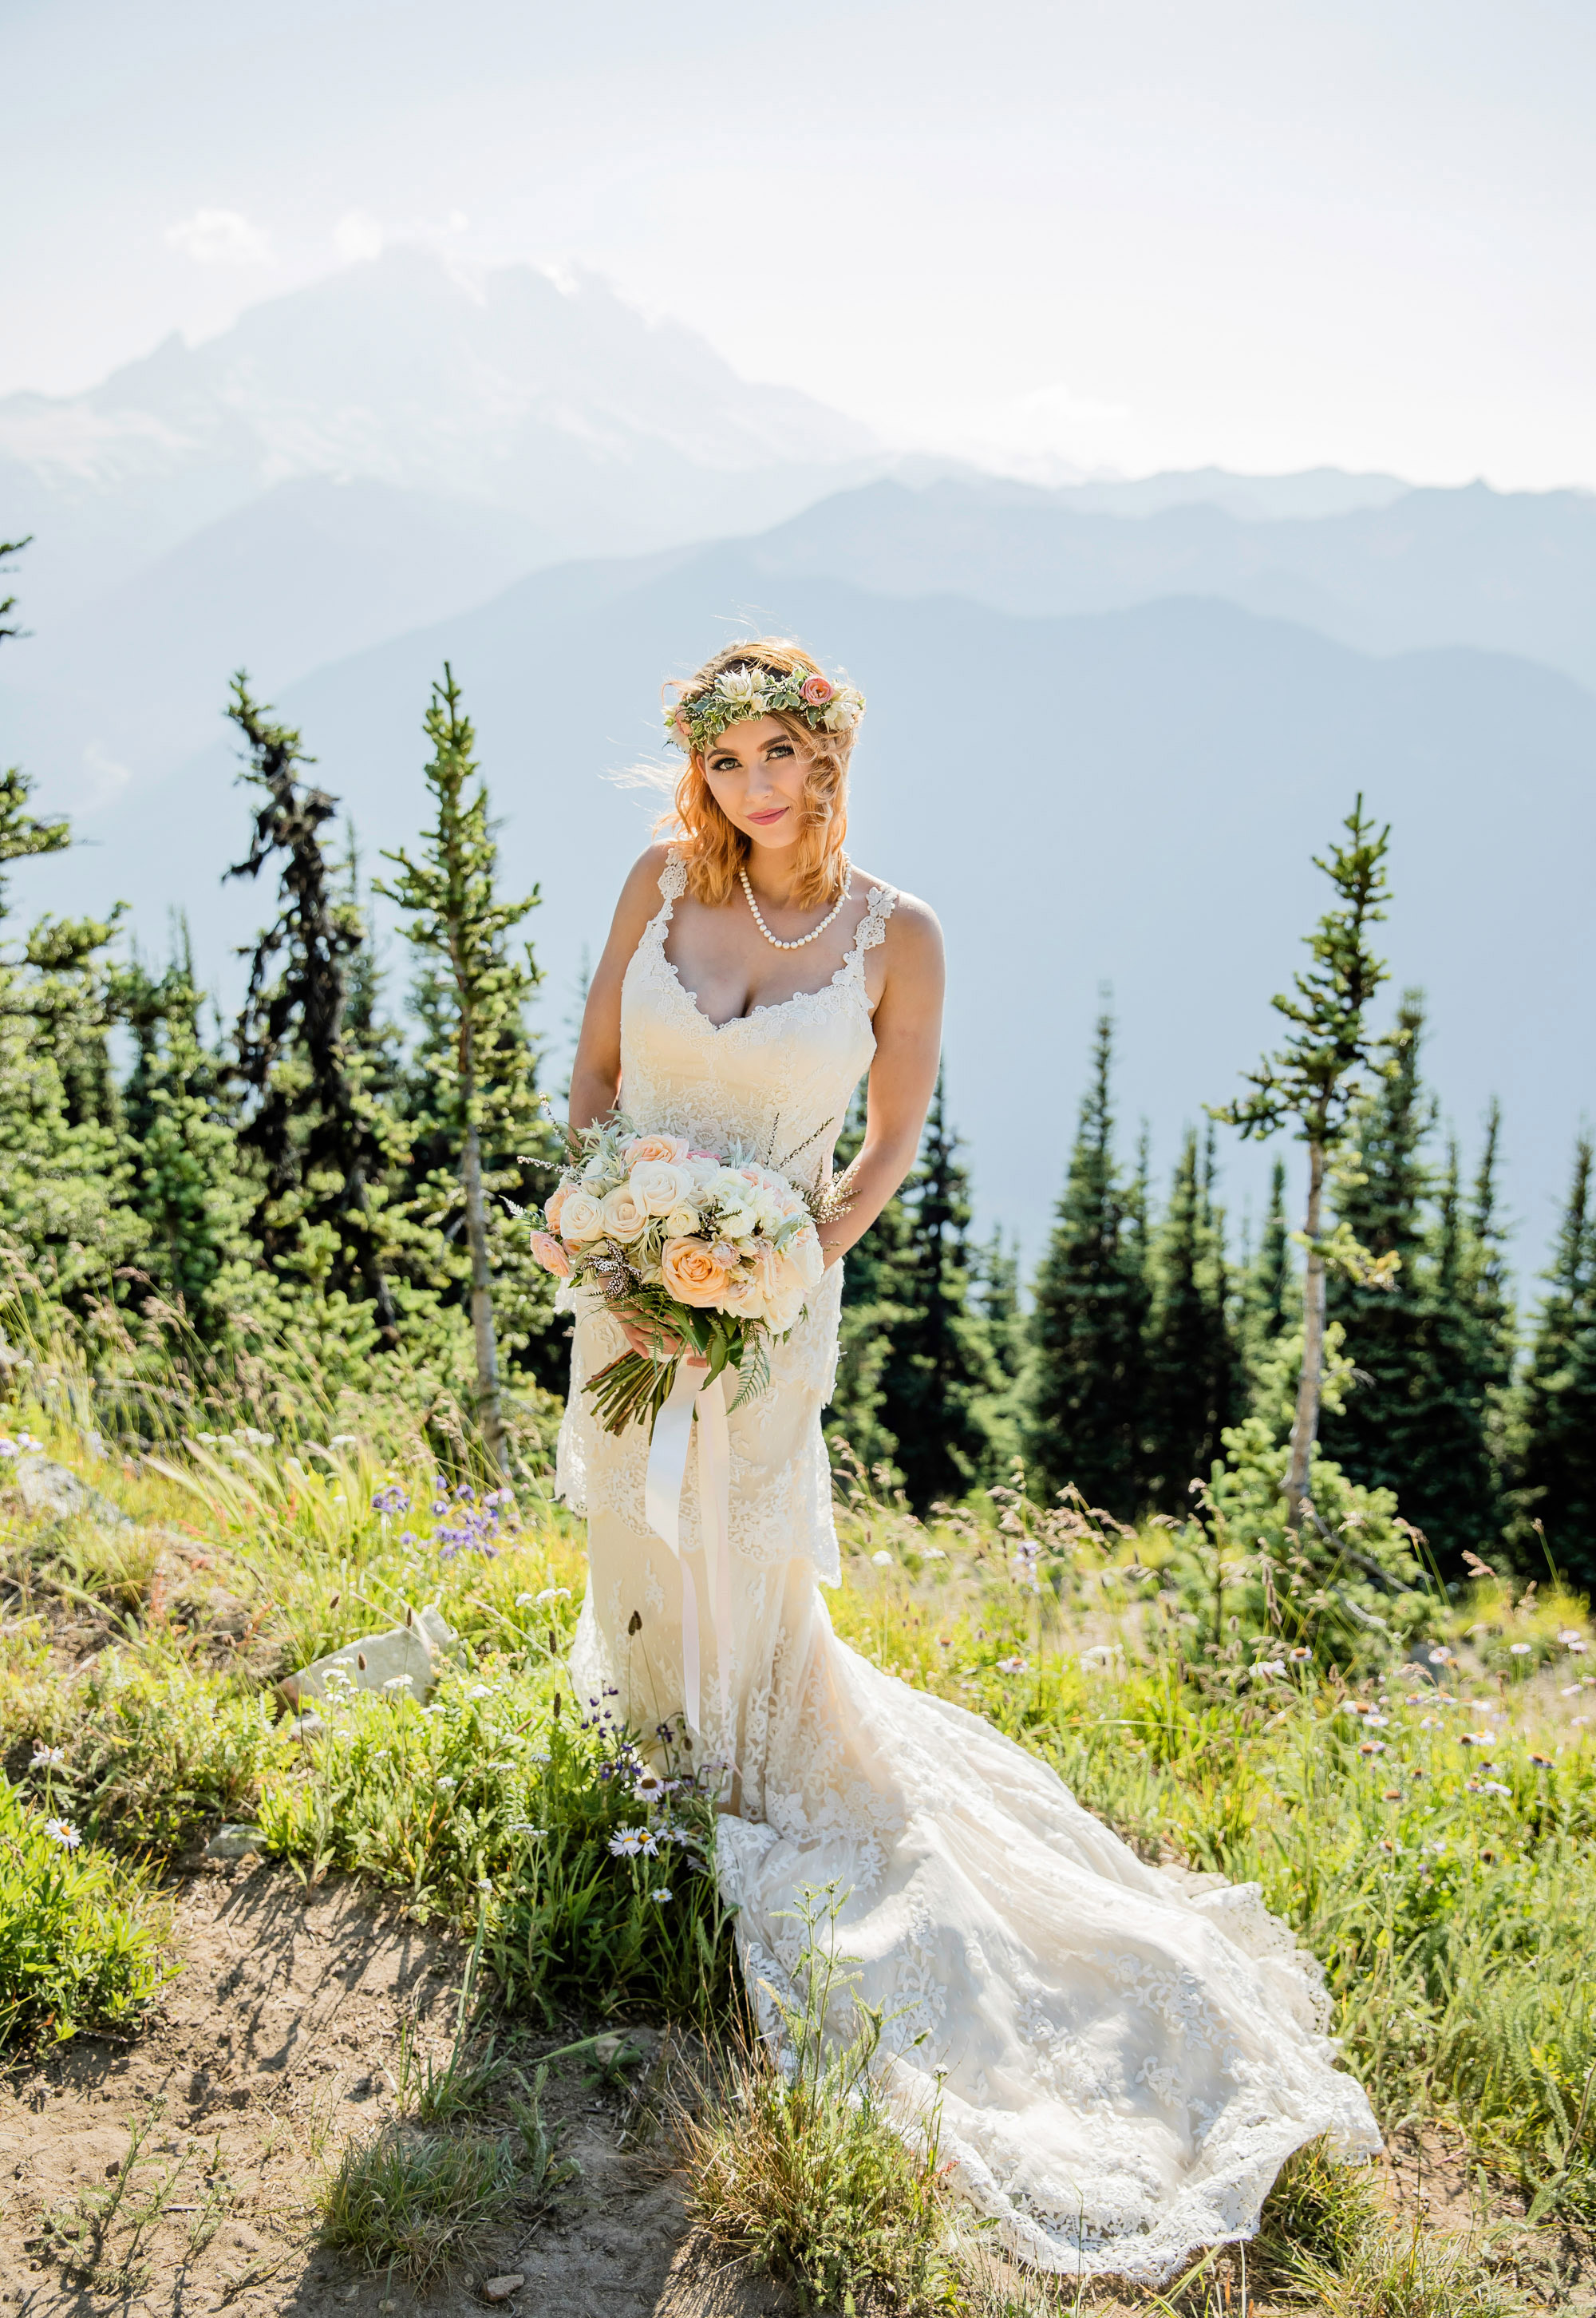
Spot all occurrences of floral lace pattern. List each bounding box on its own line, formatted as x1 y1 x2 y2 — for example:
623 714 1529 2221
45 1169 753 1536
555 850 895 1585
559 848 1381 2284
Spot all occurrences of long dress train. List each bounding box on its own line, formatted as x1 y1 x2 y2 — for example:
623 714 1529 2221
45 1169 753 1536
556 850 1379 2285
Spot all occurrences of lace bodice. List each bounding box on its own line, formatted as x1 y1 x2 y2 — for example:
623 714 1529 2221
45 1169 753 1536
619 848 897 1191
554 851 897 1581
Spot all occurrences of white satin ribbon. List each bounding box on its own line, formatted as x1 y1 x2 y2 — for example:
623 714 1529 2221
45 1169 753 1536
643 1361 733 1738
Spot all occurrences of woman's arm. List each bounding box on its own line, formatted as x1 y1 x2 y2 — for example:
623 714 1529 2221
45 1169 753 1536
819 894 946 1267
567 845 674 1136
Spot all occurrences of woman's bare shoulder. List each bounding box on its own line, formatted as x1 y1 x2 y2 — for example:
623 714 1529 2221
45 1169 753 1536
853 868 942 955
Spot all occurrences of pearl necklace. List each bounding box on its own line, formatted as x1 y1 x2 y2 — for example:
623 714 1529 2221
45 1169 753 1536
738 861 853 951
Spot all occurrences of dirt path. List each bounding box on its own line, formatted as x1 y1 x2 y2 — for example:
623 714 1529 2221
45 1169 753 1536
0 1865 784 2318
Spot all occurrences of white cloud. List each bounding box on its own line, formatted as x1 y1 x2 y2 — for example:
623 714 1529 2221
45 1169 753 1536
80 741 132 816
164 208 275 267
333 210 384 263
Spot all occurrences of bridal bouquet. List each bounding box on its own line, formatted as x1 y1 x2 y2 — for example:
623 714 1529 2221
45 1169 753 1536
527 1118 837 1437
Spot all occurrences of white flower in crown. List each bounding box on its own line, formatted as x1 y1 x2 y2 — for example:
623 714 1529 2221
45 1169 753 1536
715 667 767 707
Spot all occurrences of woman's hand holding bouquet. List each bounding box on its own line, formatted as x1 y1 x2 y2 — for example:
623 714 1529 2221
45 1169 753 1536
527 1119 840 1437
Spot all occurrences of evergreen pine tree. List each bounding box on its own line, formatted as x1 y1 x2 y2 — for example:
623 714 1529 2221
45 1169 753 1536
1320 991 1432 1493
1141 1127 1241 1509
1211 797 1396 1516
0 540 145 1306
224 676 400 1340
115 929 259 1328
830 1089 917 1479
1242 1157 1294 1392
1023 1014 1150 1519
870 1070 1008 1509
376 666 562 1464
1516 1136 1596 1590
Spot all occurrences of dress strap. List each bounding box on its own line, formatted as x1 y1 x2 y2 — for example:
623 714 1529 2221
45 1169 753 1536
843 880 898 982
648 846 689 934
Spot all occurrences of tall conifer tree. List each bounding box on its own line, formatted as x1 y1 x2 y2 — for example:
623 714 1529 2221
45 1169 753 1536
1024 1014 1149 1517
1517 1136 1596 1589
1142 1127 1241 1509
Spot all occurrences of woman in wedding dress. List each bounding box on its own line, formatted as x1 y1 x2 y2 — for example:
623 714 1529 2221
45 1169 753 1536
556 637 1379 2284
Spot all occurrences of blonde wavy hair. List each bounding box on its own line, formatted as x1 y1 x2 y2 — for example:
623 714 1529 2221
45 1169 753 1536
658 636 860 908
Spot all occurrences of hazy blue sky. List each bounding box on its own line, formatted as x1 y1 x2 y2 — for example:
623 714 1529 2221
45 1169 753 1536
7 0 1594 485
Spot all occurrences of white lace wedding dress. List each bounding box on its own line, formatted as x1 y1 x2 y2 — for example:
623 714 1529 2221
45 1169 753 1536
558 849 1379 2284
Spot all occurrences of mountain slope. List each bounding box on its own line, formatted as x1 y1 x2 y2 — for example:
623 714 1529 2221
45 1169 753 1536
738 476 1596 689
0 247 885 619
24 552 1593 1263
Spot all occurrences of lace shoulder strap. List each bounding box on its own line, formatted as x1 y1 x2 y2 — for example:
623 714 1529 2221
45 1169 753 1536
647 846 689 932
844 880 898 975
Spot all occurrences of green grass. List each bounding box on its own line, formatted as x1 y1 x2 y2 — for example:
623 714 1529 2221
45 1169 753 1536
0 1770 170 2045
3 1352 1594 2304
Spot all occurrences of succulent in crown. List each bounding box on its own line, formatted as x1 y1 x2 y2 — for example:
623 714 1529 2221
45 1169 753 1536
665 659 865 754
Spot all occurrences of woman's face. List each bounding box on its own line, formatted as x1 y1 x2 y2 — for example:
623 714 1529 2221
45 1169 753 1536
701 715 811 852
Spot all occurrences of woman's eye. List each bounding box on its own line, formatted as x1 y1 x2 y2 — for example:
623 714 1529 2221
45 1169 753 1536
767 742 794 760
709 756 739 773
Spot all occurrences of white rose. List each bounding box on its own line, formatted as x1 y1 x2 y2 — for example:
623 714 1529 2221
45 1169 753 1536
764 1252 808 1333
719 1269 764 1318
716 668 763 706
630 1159 693 1217
663 1204 700 1238
716 1207 756 1244
602 1184 650 1243
559 1189 606 1241
785 1221 824 1288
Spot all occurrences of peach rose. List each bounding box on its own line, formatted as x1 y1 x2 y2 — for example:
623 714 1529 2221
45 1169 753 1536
800 674 835 706
559 1189 606 1241
624 1133 689 1166
545 1184 571 1232
661 1236 730 1307
602 1184 650 1243
528 1229 571 1278
630 1158 693 1216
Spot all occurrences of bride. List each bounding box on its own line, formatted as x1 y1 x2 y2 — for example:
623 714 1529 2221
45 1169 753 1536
556 636 1379 2284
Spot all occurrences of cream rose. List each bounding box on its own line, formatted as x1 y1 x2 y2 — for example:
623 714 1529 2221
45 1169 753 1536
602 1184 650 1243
719 1268 764 1317
630 1159 693 1217
559 1189 605 1242
784 1220 825 1288
662 1204 700 1238
660 1236 730 1307
623 1133 689 1166
764 1252 808 1333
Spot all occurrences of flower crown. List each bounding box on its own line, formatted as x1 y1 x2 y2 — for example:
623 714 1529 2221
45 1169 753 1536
664 660 866 754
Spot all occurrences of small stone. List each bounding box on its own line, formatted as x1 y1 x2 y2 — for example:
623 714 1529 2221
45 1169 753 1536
205 1825 265 1861
287 1711 327 1743
13 1454 131 1529
482 2280 525 2304
279 1606 458 1709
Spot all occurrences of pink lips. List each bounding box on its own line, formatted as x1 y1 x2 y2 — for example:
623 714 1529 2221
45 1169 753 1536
746 806 788 825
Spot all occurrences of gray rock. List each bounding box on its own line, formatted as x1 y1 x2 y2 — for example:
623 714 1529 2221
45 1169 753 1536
280 1605 458 1709
13 1454 132 1528
481 2280 525 2304
206 1824 265 1860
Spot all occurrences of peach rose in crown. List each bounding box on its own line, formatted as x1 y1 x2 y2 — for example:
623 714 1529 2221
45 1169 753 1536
624 1133 689 1166
800 674 835 707
528 1229 571 1279
661 1236 730 1307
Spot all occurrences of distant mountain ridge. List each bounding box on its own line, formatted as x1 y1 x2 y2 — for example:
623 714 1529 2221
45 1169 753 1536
0 246 887 617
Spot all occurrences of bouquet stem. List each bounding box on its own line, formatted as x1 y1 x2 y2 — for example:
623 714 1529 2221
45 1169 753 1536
585 1350 683 1438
